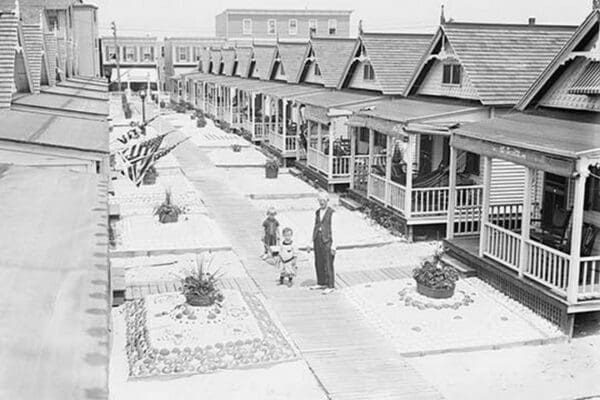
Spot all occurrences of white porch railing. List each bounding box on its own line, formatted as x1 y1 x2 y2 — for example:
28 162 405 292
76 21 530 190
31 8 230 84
388 180 406 214
268 129 282 151
579 256 600 299
307 147 329 174
285 136 297 152
368 174 386 203
525 239 570 295
483 222 522 271
307 148 368 179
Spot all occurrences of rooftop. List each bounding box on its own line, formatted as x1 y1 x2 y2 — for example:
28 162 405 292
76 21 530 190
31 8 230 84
297 89 381 109
0 165 109 400
306 37 357 87
11 92 110 118
219 8 353 16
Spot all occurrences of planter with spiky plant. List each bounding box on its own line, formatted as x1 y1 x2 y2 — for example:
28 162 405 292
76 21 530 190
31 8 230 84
182 255 224 307
154 190 184 224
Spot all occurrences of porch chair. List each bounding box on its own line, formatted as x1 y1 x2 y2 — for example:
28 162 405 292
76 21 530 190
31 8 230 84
530 207 572 251
582 223 599 257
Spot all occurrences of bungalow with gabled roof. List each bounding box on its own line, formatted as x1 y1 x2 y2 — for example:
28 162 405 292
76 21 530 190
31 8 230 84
346 20 575 240
444 9 600 335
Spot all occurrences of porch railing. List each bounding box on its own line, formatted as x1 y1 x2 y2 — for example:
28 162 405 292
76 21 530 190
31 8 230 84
268 130 297 154
285 136 297 152
307 147 329 174
388 180 406 214
308 148 368 179
483 222 521 271
525 239 570 295
368 174 386 203
579 256 600 299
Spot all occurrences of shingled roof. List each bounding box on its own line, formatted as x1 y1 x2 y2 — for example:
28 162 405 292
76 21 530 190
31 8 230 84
250 44 276 81
22 23 44 93
517 10 600 110
0 10 18 109
221 48 236 76
339 32 433 95
300 37 356 88
235 46 252 77
273 41 307 83
407 22 576 105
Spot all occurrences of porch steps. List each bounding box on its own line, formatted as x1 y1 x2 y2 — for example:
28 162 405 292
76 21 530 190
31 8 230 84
288 167 302 178
340 196 363 211
440 253 477 278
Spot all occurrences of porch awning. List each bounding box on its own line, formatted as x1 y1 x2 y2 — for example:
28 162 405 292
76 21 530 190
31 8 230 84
219 78 284 92
298 90 381 110
111 68 158 83
452 112 600 175
258 83 327 100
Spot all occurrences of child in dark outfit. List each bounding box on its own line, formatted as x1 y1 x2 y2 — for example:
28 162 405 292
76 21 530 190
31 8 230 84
261 207 280 259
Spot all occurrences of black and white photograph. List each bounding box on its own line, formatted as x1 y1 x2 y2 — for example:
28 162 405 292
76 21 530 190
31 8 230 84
1 0 599 399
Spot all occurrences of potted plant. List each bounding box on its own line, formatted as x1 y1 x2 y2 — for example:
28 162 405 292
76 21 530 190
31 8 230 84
412 248 458 299
265 158 279 179
231 143 242 152
154 190 183 223
182 255 224 307
196 113 207 128
142 166 158 185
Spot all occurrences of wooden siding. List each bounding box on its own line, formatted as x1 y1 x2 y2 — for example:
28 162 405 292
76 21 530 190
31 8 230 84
0 12 18 109
347 60 383 92
489 159 527 205
418 58 479 101
22 24 44 94
223 13 350 40
538 57 600 112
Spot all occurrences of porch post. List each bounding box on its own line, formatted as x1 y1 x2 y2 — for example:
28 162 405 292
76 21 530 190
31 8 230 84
567 164 588 304
317 122 322 153
349 127 356 190
518 167 534 278
405 133 415 218
446 145 458 239
328 122 334 182
385 135 393 206
283 99 288 149
478 155 492 257
275 97 280 141
367 129 374 197
250 92 255 137
229 87 233 124
306 120 312 164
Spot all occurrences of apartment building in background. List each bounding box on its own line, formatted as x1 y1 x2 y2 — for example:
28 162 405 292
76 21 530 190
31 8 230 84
215 9 353 41
99 36 160 91
161 37 225 91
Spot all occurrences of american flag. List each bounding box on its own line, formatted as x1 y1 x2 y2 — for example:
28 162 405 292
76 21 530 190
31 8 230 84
153 137 190 162
117 132 168 186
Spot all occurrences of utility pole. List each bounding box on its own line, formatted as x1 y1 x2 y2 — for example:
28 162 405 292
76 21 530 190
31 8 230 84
110 21 122 99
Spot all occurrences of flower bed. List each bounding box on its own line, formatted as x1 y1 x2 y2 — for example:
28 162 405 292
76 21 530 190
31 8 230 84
125 290 297 378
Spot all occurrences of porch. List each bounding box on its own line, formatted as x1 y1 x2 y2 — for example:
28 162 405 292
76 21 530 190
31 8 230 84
446 113 600 321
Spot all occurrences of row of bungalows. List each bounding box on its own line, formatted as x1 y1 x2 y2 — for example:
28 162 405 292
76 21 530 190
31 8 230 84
0 2 111 398
173 9 600 334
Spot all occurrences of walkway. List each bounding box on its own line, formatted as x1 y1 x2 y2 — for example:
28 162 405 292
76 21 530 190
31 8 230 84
169 130 443 400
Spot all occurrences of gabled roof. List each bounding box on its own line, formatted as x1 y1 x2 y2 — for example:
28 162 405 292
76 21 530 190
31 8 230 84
235 46 253 77
339 32 433 95
0 11 18 109
406 21 576 105
517 10 600 110
270 41 307 83
221 48 236 76
251 44 276 80
299 37 356 88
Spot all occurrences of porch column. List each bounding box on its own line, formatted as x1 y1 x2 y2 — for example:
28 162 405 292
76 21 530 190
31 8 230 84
518 167 535 278
478 155 492 257
317 123 322 153
349 127 356 190
229 88 233 124
367 129 374 197
275 97 280 140
447 145 458 239
567 165 589 304
282 99 288 152
328 122 334 182
404 133 415 218
306 120 313 164
250 93 255 137
385 135 393 205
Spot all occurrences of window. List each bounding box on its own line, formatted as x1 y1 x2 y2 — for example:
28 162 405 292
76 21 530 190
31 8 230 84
193 47 202 61
314 64 321 76
308 19 317 36
464 152 480 175
363 63 375 80
177 46 189 62
442 63 461 85
161 46 165 58
47 12 59 30
243 18 252 35
124 46 136 62
141 46 154 62
289 19 298 35
105 45 116 62
585 166 600 212
328 19 337 35
267 19 276 35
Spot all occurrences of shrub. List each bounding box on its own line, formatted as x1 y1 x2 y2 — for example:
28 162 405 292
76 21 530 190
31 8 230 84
412 248 458 290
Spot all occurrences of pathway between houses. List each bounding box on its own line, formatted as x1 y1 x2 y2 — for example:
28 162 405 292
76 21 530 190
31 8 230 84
168 130 443 400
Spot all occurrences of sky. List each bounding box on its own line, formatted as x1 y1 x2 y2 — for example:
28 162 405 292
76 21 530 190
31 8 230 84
94 0 594 37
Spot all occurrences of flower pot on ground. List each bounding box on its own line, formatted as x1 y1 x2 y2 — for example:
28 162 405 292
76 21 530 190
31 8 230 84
182 254 224 307
412 248 458 299
231 144 242 152
196 114 207 128
154 189 184 224
265 158 279 179
142 166 158 185
159 100 166 109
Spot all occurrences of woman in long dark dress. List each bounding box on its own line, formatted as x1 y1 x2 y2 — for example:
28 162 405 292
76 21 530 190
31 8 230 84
308 191 336 294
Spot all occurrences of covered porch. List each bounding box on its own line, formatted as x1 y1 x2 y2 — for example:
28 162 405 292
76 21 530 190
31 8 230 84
447 113 600 312
347 98 492 234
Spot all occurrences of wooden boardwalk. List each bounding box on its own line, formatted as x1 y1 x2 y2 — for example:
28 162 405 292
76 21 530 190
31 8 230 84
168 134 443 400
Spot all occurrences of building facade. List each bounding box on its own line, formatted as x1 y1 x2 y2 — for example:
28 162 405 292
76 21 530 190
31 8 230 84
215 9 353 41
99 36 159 91
71 3 100 77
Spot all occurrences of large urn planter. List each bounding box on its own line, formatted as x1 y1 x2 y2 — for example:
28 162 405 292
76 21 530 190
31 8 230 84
412 248 459 300
265 159 279 179
185 294 215 307
158 212 179 224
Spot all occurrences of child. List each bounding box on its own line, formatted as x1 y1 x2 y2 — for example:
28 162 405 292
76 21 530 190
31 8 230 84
278 227 298 286
261 207 280 260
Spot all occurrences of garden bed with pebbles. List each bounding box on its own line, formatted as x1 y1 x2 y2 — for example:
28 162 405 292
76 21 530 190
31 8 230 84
125 290 297 378
344 278 565 356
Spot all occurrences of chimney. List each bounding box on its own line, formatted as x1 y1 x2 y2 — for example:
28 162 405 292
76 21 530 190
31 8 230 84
358 19 363 36
528 17 536 25
440 5 446 25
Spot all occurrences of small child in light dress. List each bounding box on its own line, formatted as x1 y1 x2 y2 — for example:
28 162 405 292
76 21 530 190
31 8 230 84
261 207 280 260
278 227 298 286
